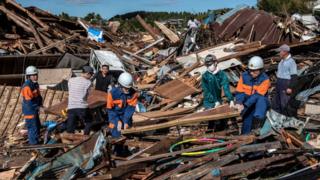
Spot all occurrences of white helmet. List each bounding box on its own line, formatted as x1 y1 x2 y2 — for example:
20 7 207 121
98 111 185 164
248 56 264 70
25 66 38 75
118 72 133 88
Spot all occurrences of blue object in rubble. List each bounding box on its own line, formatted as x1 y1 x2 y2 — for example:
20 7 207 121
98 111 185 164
43 121 58 131
87 27 105 43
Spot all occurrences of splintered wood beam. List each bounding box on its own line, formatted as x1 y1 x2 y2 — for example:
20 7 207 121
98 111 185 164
5 0 49 31
122 49 154 66
27 19 44 52
136 14 160 40
122 107 239 134
28 33 78 55
154 21 180 44
0 5 33 33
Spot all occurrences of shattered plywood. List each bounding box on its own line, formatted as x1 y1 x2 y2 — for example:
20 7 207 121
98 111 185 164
38 68 72 86
45 90 107 116
154 79 200 101
154 21 180 44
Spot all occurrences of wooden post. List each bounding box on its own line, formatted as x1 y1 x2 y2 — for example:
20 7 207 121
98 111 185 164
136 15 160 40
27 19 45 53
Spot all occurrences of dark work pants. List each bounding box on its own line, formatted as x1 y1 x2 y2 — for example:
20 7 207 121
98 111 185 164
66 108 92 135
272 78 291 115
241 95 269 134
25 113 41 145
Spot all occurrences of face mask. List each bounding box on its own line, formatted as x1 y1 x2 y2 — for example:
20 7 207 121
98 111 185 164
208 64 216 72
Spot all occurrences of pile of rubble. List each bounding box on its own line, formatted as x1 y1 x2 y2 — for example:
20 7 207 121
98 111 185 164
0 0 104 55
0 1 319 179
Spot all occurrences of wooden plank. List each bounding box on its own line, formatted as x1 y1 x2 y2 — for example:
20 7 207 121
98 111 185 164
8 92 23 135
233 41 261 52
0 169 15 180
305 103 320 115
123 105 239 134
28 34 78 55
0 6 33 33
122 49 154 66
117 140 237 167
0 87 21 136
0 86 13 132
154 79 200 101
0 85 6 97
217 154 294 177
27 19 44 50
154 21 180 44
40 89 55 122
136 15 160 40
38 68 72 85
177 154 239 180
6 0 50 31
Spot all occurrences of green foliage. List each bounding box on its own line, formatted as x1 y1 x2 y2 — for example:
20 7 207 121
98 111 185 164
84 12 104 25
258 0 316 15
58 12 77 21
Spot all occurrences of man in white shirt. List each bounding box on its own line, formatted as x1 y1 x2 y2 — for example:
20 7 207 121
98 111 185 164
66 66 93 135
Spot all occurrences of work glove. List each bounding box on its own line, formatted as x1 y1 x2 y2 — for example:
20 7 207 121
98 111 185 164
235 104 244 112
117 121 122 132
190 37 195 43
214 101 221 108
229 101 235 108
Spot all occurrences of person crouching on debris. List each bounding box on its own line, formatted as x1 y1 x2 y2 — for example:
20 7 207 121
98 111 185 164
66 66 93 135
272 44 298 115
202 54 235 131
235 56 271 134
106 72 138 138
21 66 43 145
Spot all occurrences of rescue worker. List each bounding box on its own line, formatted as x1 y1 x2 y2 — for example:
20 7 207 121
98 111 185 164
201 54 234 131
21 66 43 144
106 72 138 138
272 44 298 115
66 66 93 135
235 56 271 134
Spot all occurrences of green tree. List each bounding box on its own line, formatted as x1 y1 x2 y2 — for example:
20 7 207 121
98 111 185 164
84 12 104 25
58 12 76 21
258 0 317 15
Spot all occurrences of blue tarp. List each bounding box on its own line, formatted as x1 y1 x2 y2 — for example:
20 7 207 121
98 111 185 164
88 27 105 43
204 14 215 25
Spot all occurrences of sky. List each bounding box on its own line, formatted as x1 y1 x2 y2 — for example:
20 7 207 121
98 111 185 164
17 0 257 19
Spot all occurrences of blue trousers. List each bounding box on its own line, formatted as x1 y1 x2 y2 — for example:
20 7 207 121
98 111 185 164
25 114 41 145
272 78 291 115
241 96 269 134
109 113 133 138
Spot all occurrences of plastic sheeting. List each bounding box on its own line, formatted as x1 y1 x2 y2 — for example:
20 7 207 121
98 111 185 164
260 110 305 135
90 50 125 72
